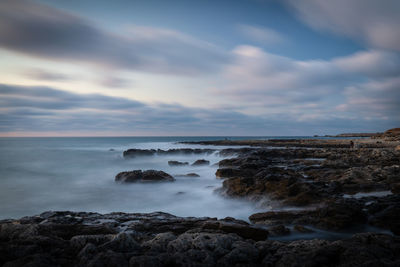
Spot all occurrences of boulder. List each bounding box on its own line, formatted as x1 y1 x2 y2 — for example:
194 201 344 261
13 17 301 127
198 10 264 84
123 149 156 158
168 161 189 166
115 170 175 183
191 159 210 166
175 173 200 178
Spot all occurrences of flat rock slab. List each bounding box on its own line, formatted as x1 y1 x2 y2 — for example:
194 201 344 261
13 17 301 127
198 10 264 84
115 170 175 183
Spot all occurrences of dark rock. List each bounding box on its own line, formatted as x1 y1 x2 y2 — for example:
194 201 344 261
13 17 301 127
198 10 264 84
115 170 175 183
175 173 200 178
167 161 189 166
293 225 314 233
123 149 156 158
1 211 400 266
268 225 291 236
191 159 210 166
123 148 216 158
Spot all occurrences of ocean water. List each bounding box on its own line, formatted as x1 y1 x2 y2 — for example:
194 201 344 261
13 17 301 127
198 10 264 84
0 136 280 220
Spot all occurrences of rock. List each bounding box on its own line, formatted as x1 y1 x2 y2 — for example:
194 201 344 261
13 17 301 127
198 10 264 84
115 170 175 183
123 149 156 158
1 211 400 266
175 173 200 178
168 161 189 166
98 232 141 253
391 183 400 194
123 148 216 158
201 220 269 241
191 159 210 166
215 168 244 178
250 199 367 231
293 225 314 233
268 225 291 236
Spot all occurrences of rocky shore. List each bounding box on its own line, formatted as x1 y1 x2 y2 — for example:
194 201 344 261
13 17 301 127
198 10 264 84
2 130 400 266
1 211 399 266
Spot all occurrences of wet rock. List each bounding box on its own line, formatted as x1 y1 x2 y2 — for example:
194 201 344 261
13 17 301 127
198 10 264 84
215 168 246 179
268 225 291 236
115 170 175 183
123 149 156 158
168 161 189 166
391 183 400 194
293 225 314 233
192 159 210 166
123 148 216 158
250 199 367 231
1 211 400 266
174 173 200 178
201 220 269 241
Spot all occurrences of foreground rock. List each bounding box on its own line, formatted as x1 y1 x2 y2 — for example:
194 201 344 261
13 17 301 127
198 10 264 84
115 170 175 183
1 211 399 267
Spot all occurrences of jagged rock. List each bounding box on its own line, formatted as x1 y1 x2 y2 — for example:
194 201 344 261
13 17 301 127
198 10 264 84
115 170 175 183
1 211 400 266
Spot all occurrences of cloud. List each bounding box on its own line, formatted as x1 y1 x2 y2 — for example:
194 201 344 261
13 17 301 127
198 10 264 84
285 0 400 51
0 0 229 75
333 50 400 78
214 45 400 125
2 83 394 136
337 77 400 119
237 24 287 44
23 68 72 81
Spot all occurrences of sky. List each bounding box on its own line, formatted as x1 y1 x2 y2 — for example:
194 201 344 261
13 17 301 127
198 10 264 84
0 0 399 136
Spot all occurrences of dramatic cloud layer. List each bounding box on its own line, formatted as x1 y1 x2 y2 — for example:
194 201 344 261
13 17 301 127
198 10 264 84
0 0 399 135
0 0 229 75
286 0 400 51
0 83 398 136
216 46 400 123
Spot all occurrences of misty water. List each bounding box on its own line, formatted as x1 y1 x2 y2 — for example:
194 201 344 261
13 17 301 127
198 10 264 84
0 137 277 220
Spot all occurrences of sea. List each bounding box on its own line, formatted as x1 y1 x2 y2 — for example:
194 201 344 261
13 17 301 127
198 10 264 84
0 136 347 221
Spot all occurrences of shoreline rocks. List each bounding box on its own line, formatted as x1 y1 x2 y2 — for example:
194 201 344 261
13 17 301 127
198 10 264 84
1 211 399 266
123 148 216 158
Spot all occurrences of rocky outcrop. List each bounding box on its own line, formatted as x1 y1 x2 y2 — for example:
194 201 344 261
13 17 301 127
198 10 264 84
374 128 400 141
214 146 400 206
168 161 189 166
115 170 175 183
123 148 216 158
175 173 200 178
1 211 399 267
192 159 210 166
249 195 400 235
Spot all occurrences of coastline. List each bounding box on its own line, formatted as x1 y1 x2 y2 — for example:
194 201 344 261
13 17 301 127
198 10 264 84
1 132 400 266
